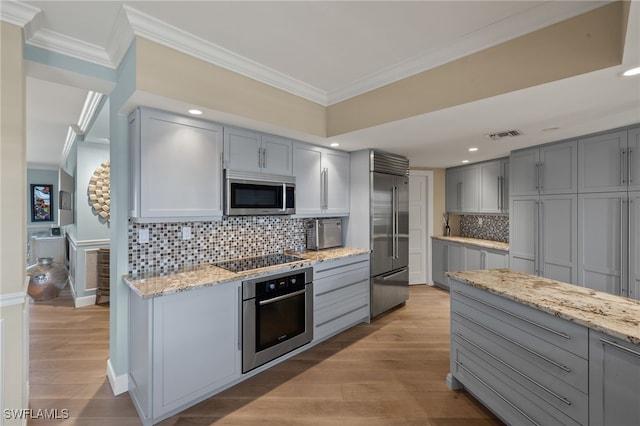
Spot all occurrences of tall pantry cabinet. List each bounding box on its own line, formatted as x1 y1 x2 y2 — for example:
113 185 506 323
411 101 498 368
509 140 578 284
577 127 640 299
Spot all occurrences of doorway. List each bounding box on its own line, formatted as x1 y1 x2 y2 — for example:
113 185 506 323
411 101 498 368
409 170 434 285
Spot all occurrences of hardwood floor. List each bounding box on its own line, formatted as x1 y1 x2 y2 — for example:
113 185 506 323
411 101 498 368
28 285 502 425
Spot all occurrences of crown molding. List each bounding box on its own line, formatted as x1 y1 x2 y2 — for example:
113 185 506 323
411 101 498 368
106 5 135 69
123 5 327 105
0 0 39 27
26 26 114 68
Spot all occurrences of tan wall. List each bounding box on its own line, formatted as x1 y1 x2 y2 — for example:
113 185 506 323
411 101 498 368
135 37 327 137
327 2 623 136
0 20 28 424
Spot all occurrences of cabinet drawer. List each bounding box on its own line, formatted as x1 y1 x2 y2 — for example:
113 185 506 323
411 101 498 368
451 300 588 392
451 341 584 426
313 255 369 280
451 281 588 357
314 295 369 342
453 319 588 423
314 268 369 310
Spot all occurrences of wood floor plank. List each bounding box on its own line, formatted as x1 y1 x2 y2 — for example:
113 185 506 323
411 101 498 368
29 285 503 425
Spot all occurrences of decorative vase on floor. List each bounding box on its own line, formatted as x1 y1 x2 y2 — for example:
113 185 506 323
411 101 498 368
27 257 68 301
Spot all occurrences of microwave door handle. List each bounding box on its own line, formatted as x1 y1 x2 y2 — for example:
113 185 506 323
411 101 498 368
281 183 287 212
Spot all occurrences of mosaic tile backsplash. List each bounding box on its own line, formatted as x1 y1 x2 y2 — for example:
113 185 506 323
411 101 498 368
459 214 509 243
128 216 309 276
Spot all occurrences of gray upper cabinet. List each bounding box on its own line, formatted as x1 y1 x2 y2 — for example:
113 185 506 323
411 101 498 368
223 127 293 175
446 166 480 213
129 107 224 220
447 159 508 214
511 140 578 196
578 130 628 193
629 127 640 192
292 142 349 216
630 191 640 300
479 160 509 213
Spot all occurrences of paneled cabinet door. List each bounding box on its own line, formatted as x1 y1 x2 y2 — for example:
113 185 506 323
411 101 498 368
432 239 447 287
446 168 461 212
578 130 628 193
292 144 323 215
479 161 502 213
322 149 350 215
460 165 480 213
539 194 578 284
629 191 640 300
223 128 293 175
292 143 349 216
447 243 464 275
629 127 640 192
578 193 628 297
261 134 293 175
510 148 539 196
589 331 640 426
152 282 240 418
464 246 482 270
509 196 538 275
539 141 577 194
223 127 262 173
131 108 224 219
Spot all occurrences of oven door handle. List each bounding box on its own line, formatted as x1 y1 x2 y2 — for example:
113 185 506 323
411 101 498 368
258 288 307 306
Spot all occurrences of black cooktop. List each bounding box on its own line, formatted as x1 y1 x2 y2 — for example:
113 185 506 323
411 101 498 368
212 253 304 273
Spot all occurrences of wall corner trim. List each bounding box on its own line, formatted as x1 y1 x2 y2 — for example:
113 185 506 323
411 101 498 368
0 291 28 308
106 358 128 396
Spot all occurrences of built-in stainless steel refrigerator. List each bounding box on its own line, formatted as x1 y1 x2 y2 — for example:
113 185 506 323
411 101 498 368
370 152 409 317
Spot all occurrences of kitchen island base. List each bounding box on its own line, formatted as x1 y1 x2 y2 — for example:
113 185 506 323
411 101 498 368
447 270 640 426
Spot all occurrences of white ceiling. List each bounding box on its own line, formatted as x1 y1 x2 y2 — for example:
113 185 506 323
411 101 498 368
11 0 640 169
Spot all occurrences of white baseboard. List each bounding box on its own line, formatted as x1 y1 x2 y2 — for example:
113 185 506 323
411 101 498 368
74 295 96 308
106 358 128 396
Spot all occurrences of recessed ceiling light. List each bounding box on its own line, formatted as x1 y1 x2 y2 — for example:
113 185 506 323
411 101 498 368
188 109 203 115
622 66 640 77
462 160 470 164
330 142 340 147
468 147 478 152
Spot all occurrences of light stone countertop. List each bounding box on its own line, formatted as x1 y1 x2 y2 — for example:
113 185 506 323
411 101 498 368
447 269 640 345
432 235 509 252
124 247 370 299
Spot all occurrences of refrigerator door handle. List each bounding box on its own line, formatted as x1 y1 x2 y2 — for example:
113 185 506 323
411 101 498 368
380 267 409 280
392 185 397 259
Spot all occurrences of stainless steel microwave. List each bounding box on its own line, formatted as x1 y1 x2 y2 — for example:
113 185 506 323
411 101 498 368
224 170 295 216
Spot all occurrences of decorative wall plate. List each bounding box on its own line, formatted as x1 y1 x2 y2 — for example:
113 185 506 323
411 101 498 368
88 160 110 222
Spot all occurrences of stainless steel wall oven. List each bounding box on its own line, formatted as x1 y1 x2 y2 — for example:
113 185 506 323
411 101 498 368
241 267 313 373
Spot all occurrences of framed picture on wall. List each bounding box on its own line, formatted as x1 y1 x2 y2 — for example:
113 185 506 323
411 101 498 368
31 184 54 222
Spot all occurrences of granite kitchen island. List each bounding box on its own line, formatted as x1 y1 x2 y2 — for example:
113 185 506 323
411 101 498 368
447 269 640 426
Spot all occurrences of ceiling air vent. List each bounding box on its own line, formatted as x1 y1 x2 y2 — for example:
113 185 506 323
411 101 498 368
486 129 523 141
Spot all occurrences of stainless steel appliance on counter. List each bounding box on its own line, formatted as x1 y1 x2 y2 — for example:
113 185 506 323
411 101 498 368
306 218 342 251
240 267 313 373
370 151 409 317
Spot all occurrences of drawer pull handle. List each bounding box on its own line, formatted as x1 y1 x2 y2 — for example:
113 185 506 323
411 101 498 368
453 290 571 340
600 338 640 358
455 312 571 373
316 279 367 297
455 361 541 426
316 304 368 328
455 332 572 406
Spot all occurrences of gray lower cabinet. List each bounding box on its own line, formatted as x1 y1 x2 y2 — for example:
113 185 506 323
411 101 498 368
589 330 640 426
129 281 241 425
313 254 370 342
510 194 578 284
432 239 508 289
432 239 447 288
449 279 589 426
630 191 640 299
